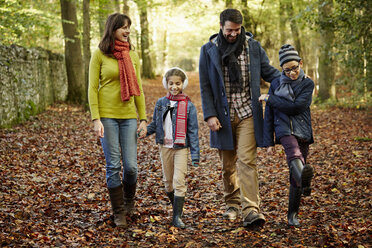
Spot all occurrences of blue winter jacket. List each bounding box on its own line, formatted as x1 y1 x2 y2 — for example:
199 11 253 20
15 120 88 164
263 76 314 147
199 32 281 150
147 96 200 162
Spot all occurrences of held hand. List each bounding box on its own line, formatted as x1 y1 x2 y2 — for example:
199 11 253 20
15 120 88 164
259 94 269 102
267 146 274 154
207 116 222 132
192 161 199 167
137 120 147 138
93 119 104 138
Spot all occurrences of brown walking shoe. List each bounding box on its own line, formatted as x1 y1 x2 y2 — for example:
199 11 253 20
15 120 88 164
243 210 265 227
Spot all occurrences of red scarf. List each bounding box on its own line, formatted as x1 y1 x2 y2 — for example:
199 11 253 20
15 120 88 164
113 40 140 101
166 92 190 146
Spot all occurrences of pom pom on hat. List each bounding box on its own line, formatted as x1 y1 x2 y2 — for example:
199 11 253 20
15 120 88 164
279 44 301 67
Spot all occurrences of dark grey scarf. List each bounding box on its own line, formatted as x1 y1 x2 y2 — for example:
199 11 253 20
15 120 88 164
217 26 246 93
274 69 305 101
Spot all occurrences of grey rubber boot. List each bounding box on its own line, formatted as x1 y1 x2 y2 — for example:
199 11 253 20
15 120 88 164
288 184 302 227
108 185 127 227
172 196 185 229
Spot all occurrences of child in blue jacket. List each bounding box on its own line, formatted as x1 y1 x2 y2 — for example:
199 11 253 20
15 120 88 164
259 44 314 227
146 67 200 229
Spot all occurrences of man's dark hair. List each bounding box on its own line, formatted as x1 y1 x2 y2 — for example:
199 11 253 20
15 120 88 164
220 9 243 26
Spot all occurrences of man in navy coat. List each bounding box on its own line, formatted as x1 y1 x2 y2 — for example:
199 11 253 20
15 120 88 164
199 8 280 227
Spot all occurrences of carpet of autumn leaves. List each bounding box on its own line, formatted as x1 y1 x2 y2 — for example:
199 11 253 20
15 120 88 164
1 72 371 247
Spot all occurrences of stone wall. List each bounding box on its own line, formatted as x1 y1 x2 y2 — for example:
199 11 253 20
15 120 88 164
0 44 67 127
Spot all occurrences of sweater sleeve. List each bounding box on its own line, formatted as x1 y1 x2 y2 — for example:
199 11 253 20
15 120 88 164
267 79 314 116
88 49 102 120
132 52 147 121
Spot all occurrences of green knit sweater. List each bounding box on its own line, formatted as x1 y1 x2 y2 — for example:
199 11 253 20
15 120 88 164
88 49 147 121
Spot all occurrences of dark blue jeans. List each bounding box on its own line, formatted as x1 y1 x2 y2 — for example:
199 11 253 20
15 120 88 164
100 118 138 188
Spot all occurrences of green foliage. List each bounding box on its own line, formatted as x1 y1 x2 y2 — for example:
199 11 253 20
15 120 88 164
300 0 371 98
313 89 372 110
332 0 372 94
0 0 62 52
354 136 371 142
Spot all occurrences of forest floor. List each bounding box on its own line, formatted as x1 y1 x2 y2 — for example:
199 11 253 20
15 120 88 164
1 73 371 247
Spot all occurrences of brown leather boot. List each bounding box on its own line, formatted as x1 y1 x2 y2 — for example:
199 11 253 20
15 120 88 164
108 185 127 227
123 181 136 215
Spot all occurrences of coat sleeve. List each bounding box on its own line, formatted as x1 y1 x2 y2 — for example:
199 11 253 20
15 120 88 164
187 102 200 162
199 45 218 121
258 42 281 83
146 100 158 136
263 85 275 147
267 80 314 116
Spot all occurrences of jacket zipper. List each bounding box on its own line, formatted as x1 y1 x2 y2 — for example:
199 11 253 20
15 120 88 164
290 118 294 134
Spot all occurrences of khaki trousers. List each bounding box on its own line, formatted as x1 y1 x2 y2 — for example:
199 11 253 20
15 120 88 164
219 115 260 218
159 146 188 197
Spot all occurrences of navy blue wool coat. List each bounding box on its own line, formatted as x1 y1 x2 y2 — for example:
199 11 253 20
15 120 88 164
263 76 314 147
199 32 280 150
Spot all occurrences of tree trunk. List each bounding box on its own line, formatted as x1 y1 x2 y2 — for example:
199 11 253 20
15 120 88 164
241 0 254 33
123 0 129 14
162 30 168 69
114 0 120 12
83 0 91 106
60 0 86 104
136 1 155 79
98 0 112 37
225 0 233 8
318 0 335 101
279 0 287 46
287 1 302 56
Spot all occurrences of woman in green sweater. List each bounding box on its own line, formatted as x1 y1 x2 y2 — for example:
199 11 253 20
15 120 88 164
88 13 147 228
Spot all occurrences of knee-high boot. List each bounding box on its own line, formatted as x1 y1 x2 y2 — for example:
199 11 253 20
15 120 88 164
289 159 314 196
108 185 127 227
166 190 174 205
288 185 302 226
172 196 185 229
123 181 136 215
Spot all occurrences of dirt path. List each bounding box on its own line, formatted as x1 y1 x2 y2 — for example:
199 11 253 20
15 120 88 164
0 73 370 247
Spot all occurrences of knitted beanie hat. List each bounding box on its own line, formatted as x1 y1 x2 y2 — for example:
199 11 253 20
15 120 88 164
279 44 301 67
162 67 189 90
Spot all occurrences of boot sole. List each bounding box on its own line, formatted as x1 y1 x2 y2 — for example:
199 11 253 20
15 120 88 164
243 213 266 227
302 164 314 196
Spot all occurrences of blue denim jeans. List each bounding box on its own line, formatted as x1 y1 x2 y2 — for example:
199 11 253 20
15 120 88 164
100 118 138 188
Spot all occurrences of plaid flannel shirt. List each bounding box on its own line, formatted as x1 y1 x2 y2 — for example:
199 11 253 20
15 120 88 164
222 40 253 121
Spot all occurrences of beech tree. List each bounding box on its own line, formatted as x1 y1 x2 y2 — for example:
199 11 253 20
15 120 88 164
134 0 155 79
60 0 86 104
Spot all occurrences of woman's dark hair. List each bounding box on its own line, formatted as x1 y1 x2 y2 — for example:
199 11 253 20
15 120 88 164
98 13 133 55
220 9 243 26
